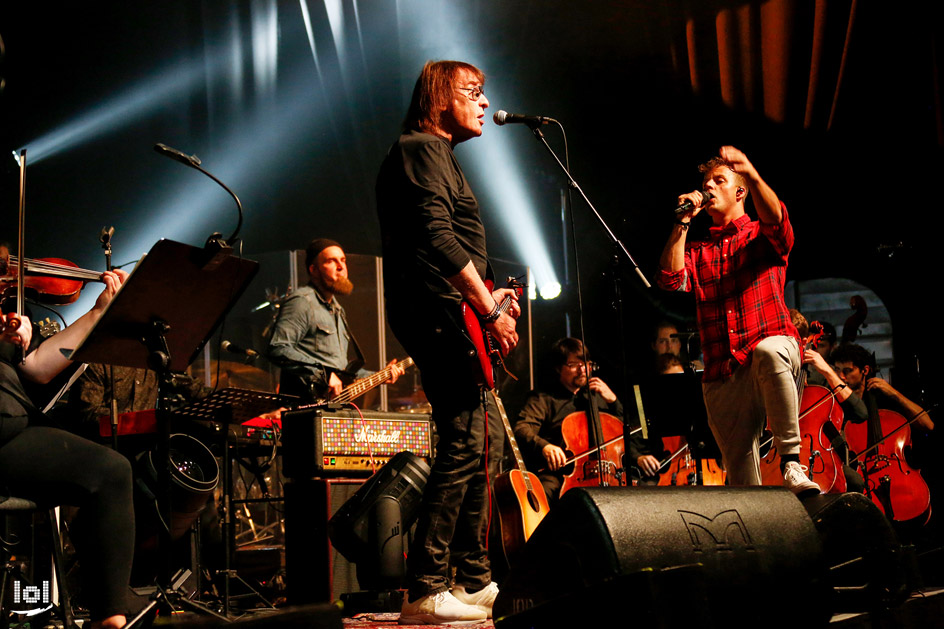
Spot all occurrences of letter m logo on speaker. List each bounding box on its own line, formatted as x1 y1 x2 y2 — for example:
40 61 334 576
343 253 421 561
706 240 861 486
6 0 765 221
677 509 755 553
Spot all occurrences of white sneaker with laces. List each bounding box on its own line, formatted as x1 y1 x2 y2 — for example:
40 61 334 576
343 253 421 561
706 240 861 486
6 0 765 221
782 461 821 496
399 589 487 625
451 582 499 618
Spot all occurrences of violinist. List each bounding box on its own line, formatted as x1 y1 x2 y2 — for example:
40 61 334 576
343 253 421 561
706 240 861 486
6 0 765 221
657 146 819 495
513 338 624 504
0 270 134 629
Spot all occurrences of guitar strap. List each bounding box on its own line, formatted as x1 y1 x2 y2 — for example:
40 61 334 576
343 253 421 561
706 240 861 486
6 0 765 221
337 307 366 374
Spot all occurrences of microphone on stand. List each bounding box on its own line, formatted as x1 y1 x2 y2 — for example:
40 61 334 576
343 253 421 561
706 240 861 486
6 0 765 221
493 110 554 128
221 340 259 360
154 143 202 168
674 191 713 216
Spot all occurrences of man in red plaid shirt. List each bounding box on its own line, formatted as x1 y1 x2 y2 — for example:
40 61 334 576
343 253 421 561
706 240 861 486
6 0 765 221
657 146 819 496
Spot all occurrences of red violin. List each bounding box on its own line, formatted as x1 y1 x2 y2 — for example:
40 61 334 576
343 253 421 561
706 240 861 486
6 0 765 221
1 256 104 306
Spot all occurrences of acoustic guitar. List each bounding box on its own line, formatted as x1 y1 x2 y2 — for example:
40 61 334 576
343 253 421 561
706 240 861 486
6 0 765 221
491 392 550 562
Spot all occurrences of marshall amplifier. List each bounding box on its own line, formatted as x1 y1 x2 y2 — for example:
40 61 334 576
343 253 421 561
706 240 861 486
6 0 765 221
281 407 432 478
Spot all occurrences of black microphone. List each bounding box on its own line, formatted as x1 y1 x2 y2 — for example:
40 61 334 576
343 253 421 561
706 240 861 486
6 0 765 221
221 340 258 359
493 110 552 128
674 191 713 216
154 143 202 167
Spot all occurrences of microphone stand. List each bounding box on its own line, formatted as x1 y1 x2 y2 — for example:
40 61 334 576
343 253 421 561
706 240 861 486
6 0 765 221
522 121 648 480
100 226 121 451
153 144 244 249
526 124 650 289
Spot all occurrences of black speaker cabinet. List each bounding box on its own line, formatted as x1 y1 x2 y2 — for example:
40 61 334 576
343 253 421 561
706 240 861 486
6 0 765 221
284 478 364 605
803 492 908 611
494 486 831 627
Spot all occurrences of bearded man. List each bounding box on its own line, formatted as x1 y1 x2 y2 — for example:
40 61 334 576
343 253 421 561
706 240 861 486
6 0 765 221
268 238 402 401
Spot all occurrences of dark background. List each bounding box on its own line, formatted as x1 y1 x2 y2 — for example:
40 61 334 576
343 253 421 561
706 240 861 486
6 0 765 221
1 0 941 404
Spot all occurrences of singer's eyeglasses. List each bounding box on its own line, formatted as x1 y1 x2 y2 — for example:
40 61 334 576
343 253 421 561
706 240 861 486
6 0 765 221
456 85 485 101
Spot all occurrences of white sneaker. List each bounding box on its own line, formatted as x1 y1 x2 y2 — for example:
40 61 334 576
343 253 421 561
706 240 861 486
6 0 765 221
783 461 821 496
399 590 487 625
452 582 499 618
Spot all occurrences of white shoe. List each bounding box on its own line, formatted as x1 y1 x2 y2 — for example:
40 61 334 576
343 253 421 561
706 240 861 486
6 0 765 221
452 582 499 618
399 590 487 625
783 461 821 496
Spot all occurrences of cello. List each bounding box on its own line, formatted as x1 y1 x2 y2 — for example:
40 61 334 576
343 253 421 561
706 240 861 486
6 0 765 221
845 389 931 523
760 322 847 492
557 370 626 497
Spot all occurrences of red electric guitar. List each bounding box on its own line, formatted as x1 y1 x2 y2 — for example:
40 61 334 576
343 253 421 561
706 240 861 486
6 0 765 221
460 277 524 389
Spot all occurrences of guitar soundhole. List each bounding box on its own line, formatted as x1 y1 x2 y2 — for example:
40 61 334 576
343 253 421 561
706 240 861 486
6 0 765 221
526 490 540 512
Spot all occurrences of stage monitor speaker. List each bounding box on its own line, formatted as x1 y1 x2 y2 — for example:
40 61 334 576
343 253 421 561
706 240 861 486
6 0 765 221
494 486 831 627
803 492 908 611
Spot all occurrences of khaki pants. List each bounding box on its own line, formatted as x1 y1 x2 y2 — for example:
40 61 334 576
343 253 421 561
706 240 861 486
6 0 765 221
702 335 801 486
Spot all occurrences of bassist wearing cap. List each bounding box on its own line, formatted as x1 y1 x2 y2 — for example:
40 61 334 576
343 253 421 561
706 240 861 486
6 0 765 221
267 238 403 403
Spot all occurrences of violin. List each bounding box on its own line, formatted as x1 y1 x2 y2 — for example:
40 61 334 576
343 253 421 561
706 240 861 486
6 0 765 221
1 255 104 305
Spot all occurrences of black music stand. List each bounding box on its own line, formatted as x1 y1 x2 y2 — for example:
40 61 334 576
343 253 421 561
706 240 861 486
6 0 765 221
175 388 296 616
634 372 720 484
67 238 258 622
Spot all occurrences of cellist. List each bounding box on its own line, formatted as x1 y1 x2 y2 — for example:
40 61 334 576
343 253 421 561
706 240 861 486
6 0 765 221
513 338 624 505
791 309 868 492
832 343 934 434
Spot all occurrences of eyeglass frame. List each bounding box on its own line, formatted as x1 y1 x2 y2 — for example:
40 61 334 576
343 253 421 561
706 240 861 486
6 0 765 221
456 85 485 101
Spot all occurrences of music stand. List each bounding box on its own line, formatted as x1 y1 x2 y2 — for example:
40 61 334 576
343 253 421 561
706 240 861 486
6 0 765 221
175 388 297 616
67 238 259 621
635 372 721 484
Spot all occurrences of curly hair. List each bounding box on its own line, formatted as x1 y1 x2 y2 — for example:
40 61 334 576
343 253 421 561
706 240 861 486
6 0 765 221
698 156 747 188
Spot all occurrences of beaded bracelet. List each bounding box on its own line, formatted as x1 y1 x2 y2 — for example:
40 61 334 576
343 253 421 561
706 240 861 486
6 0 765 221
480 302 501 323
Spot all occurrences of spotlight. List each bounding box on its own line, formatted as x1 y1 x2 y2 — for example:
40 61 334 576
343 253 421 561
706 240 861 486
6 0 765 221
539 281 562 300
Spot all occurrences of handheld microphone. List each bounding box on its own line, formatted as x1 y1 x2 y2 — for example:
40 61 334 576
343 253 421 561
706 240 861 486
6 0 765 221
493 110 552 128
674 191 713 216
154 143 202 167
221 340 259 359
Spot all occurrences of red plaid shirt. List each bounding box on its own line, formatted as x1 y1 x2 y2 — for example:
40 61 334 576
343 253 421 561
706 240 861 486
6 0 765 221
658 203 799 382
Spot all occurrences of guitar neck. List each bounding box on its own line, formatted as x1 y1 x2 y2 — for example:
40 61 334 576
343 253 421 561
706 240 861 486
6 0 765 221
332 356 414 404
490 392 529 475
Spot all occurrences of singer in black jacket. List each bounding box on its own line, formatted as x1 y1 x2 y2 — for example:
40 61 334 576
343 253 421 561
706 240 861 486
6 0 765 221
376 60 519 625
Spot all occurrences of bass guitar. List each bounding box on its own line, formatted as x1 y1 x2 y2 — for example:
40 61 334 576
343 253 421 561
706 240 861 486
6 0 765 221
491 392 550 562
461 277 524 389
321 357 415 405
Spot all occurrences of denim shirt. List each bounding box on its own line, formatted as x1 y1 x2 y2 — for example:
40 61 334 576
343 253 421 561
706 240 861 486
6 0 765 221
266 285 371 382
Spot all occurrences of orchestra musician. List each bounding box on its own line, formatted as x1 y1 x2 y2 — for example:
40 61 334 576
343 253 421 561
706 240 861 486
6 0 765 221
832 343 934 434
657 146 820 496
0 270 133 629
513 338 624 504
376 60 519 624
267 238 403 402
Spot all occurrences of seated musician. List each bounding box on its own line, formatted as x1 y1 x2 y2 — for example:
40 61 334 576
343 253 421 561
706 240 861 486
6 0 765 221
513 338 622 505
67 364 208 441
626 353 683 484
790 309 867 491
831 343 933 434
0 271 133 629
266 238 402 402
